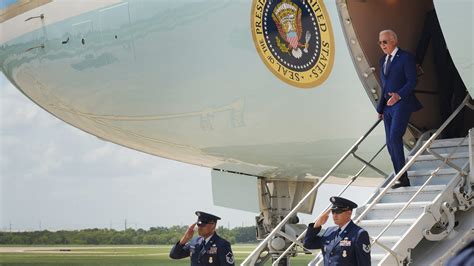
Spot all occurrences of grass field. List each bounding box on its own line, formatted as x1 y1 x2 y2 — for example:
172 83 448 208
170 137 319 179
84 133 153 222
0 245 316 265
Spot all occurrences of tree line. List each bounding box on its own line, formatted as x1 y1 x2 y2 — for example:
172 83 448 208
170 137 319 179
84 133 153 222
0 226 257 245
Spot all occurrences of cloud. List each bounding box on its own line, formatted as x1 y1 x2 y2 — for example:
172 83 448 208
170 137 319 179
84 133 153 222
0 80 161 180
0 82 58 129
1 74 257 231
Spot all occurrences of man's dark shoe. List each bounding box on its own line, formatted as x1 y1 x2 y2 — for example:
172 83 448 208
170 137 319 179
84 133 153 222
391 180 410 189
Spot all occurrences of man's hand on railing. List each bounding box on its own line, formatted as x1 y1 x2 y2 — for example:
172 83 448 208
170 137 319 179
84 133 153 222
314 209 330 228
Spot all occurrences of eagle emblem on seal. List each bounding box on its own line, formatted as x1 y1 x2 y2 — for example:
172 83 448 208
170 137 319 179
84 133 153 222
272 0 311 59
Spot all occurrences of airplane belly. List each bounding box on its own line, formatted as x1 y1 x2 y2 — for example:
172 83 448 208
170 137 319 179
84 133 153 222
434 0 474 95
0 0 388 178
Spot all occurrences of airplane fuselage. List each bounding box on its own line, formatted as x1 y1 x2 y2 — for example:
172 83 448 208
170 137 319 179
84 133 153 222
1 0 472 179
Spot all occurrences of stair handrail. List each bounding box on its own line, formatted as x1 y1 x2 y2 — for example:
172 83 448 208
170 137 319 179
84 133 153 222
354 94 470 224
297 95 470 266
247 94 471 265
271 143 387 265
371 137 469 264
305 95 471 266
242 118 383 265
350 94 471 264
373 134 468 236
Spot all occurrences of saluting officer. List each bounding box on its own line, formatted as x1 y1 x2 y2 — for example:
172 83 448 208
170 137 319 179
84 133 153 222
169 211 235 265
304 197 371 266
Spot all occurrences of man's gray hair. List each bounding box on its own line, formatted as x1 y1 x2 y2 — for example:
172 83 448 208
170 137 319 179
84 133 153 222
379 29 398 41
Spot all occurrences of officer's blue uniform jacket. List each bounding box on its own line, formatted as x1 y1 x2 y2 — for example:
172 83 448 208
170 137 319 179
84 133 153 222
303 221 371 266
169 233 235 266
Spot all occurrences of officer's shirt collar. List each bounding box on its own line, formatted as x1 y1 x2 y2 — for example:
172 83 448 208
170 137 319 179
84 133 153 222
339 220 351 232
203 233 214 244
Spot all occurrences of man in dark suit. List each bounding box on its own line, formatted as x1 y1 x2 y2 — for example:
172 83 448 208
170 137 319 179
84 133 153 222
170 211 235 265
376 29 423 189
303 196 371 266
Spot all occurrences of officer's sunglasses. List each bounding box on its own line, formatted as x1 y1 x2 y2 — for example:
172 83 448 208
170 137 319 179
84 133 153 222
378 39 390 45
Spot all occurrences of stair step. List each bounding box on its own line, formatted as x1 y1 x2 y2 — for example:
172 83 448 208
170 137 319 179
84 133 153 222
371 201 431 209
370 236 401 253
408 168 458 176
358 137 471 265
359 218 416 226
426 138 468 148
409 175 457 186
359 218 416 236
407 168 459 186
371 253 387 261
364 201 429 220
408 153 468 171
422 138 469 155
372 253 386 258
422 146 469 155
386 184 445 192
411 152 469 161
376 235 401 242
379 185 444 203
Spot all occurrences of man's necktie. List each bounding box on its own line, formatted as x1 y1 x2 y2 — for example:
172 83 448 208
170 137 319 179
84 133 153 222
200 239 206 250
385 54 392 75
197 239 206 264
336 228 341 238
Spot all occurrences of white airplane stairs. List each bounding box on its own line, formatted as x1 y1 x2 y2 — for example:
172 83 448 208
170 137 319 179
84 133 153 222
354 135 473 265
243 95 473 266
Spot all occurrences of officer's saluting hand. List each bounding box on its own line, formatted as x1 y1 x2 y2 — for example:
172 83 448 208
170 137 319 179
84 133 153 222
313 209 330 229
304 197 371 266
180 223 197 245
170 211 235 266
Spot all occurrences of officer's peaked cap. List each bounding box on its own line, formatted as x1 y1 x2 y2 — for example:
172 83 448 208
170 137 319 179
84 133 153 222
195 211 221 225
330 196 358 211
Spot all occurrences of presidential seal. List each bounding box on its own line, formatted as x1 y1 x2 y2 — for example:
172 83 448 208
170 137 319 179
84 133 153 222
251 0 335 88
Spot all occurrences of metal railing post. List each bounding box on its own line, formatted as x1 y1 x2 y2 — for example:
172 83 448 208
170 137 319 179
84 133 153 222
242 119 383 265
271 143 387 265
355 94 470 224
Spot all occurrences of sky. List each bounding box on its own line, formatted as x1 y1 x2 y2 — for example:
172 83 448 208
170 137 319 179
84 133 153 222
0 73 374 232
